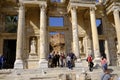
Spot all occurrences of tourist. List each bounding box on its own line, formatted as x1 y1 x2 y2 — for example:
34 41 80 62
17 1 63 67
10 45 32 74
66 53 72 69
52 51 60 67
69 52 77 67
101 69 114 80
86 54 94 71
55 52 60 67
52 51 56 67
101 57 108 71
48 51 54 68
0 55 5 69
59 52 66 67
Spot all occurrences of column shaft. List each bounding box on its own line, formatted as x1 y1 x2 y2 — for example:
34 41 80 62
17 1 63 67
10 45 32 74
113 9 120 53
14 4 25 68
90 8 100 58
71 7 80 59
39 5 47 61
105 40 110 65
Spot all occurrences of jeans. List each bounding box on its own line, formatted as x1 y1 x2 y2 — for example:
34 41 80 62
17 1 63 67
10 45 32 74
67 61 72 69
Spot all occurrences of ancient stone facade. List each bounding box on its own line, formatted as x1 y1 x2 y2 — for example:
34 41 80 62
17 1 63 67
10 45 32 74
50 33 65 53
0 0 120 69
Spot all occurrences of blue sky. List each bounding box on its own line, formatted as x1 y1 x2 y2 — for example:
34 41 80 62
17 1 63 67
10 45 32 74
49 17 101 27
96 19 101 27
49 17 64 27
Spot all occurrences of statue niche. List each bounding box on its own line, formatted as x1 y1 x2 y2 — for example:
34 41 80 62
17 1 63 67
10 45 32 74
30 37 37 55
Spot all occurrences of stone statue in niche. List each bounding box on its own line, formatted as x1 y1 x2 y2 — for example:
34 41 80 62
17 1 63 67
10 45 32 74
30 37 36 55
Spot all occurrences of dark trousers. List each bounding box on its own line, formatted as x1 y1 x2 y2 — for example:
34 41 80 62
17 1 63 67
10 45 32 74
67 61 72 69
88 62 94 71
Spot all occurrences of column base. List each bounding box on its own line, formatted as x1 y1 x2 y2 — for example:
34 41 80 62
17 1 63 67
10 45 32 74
93 57 101 68
39 59 48 68
14 59 24 69
27 56 39 69
75 59 83 68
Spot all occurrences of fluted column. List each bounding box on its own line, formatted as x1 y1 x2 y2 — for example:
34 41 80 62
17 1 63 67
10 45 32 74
113 8 120 54
71 7 80 60
39 5 48 68
14 4 25 69
90 8 101 60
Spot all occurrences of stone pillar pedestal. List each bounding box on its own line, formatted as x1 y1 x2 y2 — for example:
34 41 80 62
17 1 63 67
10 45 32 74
39 59 48 68
27 57 39 69
75 60 83 68
14 60 24 69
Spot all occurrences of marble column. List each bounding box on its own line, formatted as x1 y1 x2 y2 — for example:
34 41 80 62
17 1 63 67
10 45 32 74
113 8 120 66
71 7 80 60
90 8 101 61
113 8 120 53
39 5 48 68
14 4 25 69
105 40 110 65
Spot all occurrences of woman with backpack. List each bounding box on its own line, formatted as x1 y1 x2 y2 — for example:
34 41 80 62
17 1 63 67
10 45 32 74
86 54 94 71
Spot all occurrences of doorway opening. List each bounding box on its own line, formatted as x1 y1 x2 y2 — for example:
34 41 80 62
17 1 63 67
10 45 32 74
3 39 16 69
99 40 106 58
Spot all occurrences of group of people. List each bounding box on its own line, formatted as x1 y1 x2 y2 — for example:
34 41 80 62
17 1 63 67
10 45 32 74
100 57 114 80
86 54 114 80
86 54 108 71
48 51 77 69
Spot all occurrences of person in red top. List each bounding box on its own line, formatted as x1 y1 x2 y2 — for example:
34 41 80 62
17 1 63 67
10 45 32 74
86 54 94 71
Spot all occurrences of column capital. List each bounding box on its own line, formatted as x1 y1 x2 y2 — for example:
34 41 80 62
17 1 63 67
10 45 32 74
39 4 47 13
90 7 96 11
90 7 96 15
70 6 78 11
18 3 25 10
39 3 47 9
113 6 120 14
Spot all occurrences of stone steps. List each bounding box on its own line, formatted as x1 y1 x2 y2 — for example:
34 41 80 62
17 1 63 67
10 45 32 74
0 66 120 80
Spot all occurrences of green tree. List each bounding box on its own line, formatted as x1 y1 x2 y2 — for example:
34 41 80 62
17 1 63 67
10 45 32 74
5 15 18 33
